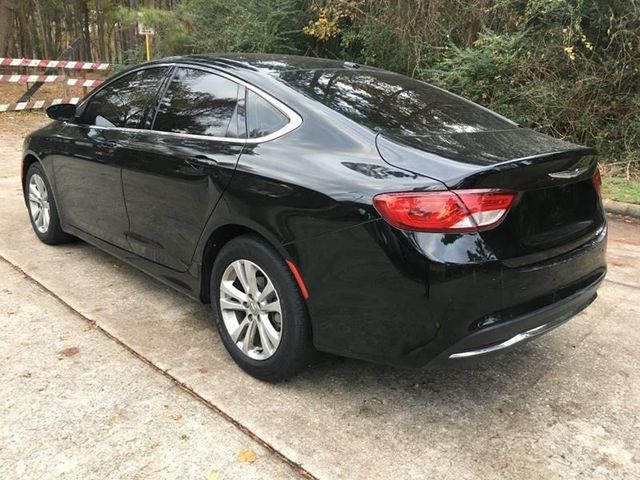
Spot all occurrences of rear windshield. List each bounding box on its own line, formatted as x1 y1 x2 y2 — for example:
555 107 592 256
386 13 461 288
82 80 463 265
278 70 515 135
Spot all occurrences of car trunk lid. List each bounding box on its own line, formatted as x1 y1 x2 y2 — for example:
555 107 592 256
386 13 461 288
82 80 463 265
376 128 605 264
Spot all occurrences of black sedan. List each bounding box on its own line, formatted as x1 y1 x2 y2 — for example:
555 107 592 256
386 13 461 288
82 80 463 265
22 54 607 381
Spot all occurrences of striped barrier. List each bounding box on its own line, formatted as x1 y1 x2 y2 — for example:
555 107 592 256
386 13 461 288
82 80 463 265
0 74 65 83
0 96 81 113
65 78 103 87
0 57 110 70
0 75 104 87
1 56 110 111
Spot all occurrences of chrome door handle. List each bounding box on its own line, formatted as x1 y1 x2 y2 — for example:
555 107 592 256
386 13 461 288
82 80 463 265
99 140 118 149
185 155 219 168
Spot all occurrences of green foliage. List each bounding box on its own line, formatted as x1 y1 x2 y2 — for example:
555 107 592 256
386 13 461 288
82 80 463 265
120 0 304 57
602 177 640 204
420 0 640 171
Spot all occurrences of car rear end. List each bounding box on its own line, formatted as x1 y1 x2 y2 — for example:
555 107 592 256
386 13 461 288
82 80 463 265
373 131 607 365
278 66 607 367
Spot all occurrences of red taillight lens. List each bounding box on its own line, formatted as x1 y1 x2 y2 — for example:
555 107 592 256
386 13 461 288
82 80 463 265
373 189 516 233
592 168 602 196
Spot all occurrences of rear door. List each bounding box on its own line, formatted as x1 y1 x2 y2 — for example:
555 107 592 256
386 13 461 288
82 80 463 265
120 66 245 271
52 66 170 249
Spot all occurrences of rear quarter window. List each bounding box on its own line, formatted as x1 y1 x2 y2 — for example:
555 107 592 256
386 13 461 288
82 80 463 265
278 70 515 136
246 90 288 138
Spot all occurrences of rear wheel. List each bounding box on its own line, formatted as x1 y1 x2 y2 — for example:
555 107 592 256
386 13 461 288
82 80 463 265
211 235 314 381
25 163 73 245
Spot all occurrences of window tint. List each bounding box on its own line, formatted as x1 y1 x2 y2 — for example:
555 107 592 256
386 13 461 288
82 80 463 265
153 68 239 137
82 67 168 128
278 70 515 135
246 90 288 138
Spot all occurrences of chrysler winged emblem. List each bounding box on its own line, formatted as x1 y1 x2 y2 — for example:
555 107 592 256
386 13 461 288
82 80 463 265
548 166 589 179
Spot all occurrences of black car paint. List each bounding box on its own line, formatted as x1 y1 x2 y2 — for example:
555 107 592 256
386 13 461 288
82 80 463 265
23 54 607 367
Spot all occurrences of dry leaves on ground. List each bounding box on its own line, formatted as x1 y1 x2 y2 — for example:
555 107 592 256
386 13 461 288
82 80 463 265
236 448 257 463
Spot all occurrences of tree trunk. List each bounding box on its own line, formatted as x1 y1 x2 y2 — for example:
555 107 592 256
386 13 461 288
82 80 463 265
0 0 14 56
16 1 31 58
33 0 49 58
95 0 106 61
79 0 91 60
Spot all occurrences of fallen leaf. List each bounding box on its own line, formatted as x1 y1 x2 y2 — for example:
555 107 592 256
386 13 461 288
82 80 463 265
58 347 79 358
411 383 421 391
236 448 257 463
206 473 220 480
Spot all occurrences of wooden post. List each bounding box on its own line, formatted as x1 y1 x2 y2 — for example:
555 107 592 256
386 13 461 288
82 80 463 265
62 67 69 100
145 33 151 61
82 69 88 97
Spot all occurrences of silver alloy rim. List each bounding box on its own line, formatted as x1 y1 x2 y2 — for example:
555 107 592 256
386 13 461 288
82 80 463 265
219 259 283 360
28 173 51 234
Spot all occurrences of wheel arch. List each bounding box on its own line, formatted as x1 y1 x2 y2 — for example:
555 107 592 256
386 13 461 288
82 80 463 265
198 222 296 304
21 152 42 193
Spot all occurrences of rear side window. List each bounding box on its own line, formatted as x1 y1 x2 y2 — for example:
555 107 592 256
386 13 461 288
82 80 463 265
278 70 515 135
153 68 239 137
82 67 169 128
246 90 288 138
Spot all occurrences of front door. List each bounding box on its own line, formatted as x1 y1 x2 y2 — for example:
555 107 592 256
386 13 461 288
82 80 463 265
120 66 246 271
52 66 170 249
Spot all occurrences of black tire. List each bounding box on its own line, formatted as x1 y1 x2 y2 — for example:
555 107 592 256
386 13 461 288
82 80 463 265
25 163 73 245
211 235 315 381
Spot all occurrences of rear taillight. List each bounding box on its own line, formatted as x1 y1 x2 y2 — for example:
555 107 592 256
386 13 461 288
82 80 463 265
592 168 602 196
373 189 516 233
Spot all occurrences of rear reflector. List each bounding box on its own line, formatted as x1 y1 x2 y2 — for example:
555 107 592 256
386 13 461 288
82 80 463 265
286 260 309 300
373 190 516 233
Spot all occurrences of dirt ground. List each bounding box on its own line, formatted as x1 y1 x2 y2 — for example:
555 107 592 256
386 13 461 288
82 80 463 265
0 119 639 479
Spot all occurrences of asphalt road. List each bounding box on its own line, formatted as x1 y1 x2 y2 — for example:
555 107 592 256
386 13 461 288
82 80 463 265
1 131 639 479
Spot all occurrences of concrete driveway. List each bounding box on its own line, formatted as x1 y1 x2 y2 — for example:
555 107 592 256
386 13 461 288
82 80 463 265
1 121 639 479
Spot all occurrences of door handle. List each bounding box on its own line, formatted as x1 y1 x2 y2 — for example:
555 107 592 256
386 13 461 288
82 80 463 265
185 155 219 168
98 140 118 149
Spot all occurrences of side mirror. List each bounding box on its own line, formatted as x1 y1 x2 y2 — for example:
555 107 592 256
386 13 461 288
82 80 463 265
46 103 77 122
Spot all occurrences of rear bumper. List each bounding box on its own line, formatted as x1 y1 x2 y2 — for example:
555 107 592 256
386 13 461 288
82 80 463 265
426 270 603 367
295 218 607 368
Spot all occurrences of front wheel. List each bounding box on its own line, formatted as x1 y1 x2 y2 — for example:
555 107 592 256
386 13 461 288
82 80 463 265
211 235 315 381
25 163 73 245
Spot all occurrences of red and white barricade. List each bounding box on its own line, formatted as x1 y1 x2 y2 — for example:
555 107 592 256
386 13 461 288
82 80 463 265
0 97 81 113
0 58 110 70
0 57 110 112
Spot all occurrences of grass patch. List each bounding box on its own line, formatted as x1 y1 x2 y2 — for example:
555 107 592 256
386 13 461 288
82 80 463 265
602 177 640 205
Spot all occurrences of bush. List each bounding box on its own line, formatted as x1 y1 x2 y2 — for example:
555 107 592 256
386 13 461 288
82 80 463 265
121 0 305 57
421 0 640 173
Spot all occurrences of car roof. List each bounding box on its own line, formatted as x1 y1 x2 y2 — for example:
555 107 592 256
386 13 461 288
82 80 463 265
140 54 388 133
156 53 379 74
145 53 383 104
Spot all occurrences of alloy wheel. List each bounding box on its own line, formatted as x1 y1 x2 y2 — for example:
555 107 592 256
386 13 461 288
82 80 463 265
219 259 283 360
28 173 51 234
